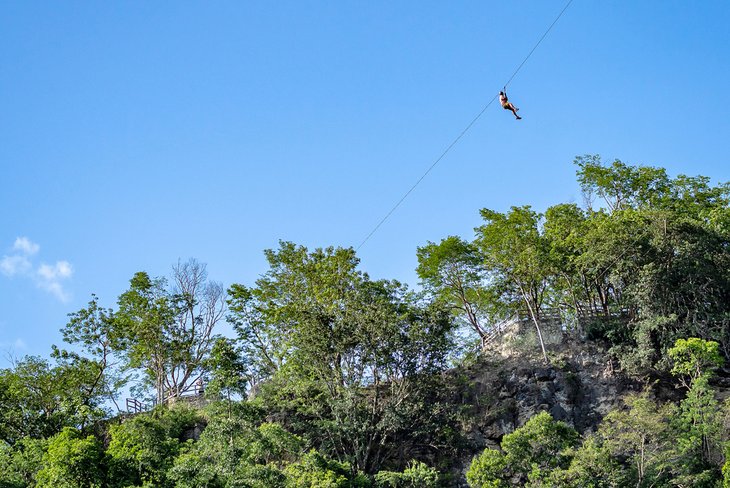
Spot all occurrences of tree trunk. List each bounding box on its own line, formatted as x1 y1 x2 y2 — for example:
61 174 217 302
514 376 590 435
519 284 549 364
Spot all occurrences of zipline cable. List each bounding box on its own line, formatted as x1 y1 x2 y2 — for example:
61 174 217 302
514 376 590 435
356 0 574 251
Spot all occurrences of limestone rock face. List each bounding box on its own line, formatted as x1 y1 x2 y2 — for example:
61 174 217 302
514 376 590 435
450 340 643 484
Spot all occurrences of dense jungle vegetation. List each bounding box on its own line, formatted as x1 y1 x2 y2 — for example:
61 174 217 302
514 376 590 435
2 156 730 487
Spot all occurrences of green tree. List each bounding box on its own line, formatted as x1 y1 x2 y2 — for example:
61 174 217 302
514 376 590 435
374 460 440 487
545 435 626 488
0 357 66 443
168 399 300 486
475 206 552 363
0 355 109 443
37 294 132 426
115 259 225 404
466 448 508 488
233 242 458 474
107 405 200 487
667 338 725 484
598 393 675 487
0 437 46 488
34 427 104 488
575 155 670 212
576 155 730 356
416 236 499 342
227 282 287 392
115 271 177 404
668 337 724 389
542 203 588 320
206 337 247 418
168 403 266 488
283 450 353 487
670 375 724 486
466 411 579 487
55 295 127 414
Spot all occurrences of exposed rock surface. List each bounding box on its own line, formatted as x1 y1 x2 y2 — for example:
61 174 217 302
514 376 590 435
448 339 645 485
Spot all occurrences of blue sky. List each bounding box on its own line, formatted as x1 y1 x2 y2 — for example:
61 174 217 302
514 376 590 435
2 1 729 364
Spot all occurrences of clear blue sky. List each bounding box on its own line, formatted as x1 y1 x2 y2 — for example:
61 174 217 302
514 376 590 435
2 1 729 364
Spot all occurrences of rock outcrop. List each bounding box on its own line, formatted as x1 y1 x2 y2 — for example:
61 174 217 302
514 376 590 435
449 334 645 485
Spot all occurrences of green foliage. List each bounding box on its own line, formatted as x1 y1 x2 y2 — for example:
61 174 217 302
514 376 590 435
466 448 508 488
235 241 460 474
0 437 46 488
575 155 671 211
56 294 127 416
0 355 108 444
573 156 730 357
544 435 626 488
467 412 579 487
231 463 288 488
248 422 303 465
168 401 371 488
35 427 104 488
475 207 551 309
115 260 225 404
107 405 201 487
610 316 676 376
374 460 440 487
206 337 247 398
670 374 724 485
500 411 580 483
168 402 298 487
168 405 255 488
544 388 725 487
283 450 352 487
206 337 248 420
115 271 178 403
416 236 500 341
669 337 724 387
598 392 676 487
475 206 553 362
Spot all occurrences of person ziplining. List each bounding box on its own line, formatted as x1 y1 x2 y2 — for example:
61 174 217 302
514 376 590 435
357 0 575 250
499 89 522 120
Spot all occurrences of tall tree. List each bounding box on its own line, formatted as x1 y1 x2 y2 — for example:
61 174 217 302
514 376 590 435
475 206 552 363
416 236 504 342
115 259 225 404
54 295 127 414
34 428 104 488
232 242 458 474
0 356 109 443
115 271 176 404
466 412 579 487
206 337 247 418
227 283 288 391
575 155 670 212
598 393 675 487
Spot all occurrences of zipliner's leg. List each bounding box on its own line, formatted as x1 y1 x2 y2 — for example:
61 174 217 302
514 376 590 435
508 104 521 120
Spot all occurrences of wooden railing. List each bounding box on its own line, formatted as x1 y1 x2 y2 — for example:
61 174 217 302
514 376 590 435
126 397 144 414
481 316 519 349
125 382 208 414
479 306 632 351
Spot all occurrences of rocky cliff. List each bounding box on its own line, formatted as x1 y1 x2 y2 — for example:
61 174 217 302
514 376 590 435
446 329 644 485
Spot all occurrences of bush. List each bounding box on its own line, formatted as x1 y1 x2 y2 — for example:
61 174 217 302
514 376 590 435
374 460 440 487
35 428 104 488
467 412 579 487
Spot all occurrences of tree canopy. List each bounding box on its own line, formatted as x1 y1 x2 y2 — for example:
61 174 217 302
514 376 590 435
2 157 730 487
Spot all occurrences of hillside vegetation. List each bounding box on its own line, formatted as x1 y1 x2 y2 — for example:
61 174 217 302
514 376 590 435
2 156 730 487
